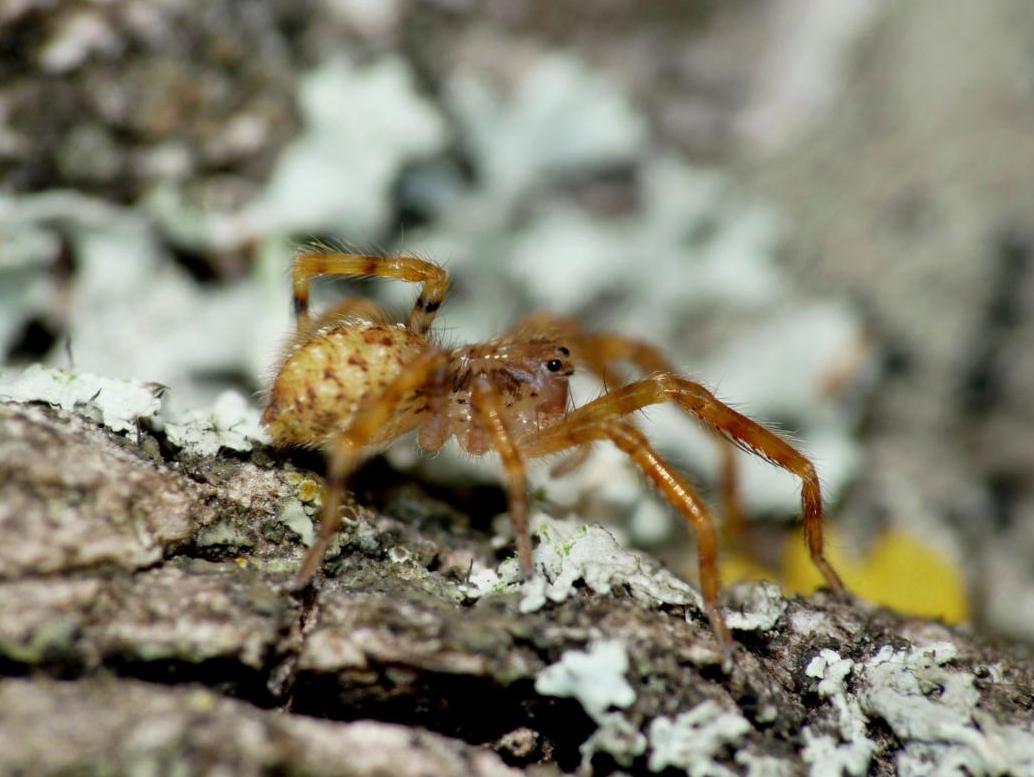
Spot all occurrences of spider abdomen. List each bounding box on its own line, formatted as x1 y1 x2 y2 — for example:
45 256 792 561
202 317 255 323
262 322 427 447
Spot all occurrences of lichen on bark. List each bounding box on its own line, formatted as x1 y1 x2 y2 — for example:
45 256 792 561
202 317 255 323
1 395 1032 777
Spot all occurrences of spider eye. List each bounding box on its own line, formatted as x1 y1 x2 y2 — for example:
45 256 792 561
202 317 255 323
546 359 563 372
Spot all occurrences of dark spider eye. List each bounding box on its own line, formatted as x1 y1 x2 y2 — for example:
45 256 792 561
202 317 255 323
546 359 563 372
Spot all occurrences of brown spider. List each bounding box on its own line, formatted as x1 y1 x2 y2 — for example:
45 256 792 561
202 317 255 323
262 251 846 645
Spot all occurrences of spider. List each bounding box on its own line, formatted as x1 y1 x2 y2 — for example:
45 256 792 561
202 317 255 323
262 251 846 645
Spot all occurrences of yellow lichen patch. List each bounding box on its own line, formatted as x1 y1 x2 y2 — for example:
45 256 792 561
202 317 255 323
297 478 322 504
782 528 969 624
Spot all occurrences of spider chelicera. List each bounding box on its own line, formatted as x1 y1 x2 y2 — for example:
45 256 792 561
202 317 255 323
262 251 846 645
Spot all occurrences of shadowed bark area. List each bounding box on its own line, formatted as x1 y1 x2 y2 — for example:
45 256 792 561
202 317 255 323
1 400 1032 777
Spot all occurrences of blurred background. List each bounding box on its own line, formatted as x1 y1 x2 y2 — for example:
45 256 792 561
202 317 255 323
1 0 1032 643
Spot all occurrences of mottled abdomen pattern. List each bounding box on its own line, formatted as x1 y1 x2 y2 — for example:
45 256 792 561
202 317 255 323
262 323 428 447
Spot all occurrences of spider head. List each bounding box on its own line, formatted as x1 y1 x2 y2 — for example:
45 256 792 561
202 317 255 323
497 341 574 383
492 341 574 418
528 343 575 377
455 339 574 419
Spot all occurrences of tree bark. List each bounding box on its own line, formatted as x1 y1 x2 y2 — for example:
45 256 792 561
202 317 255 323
1 400 1032 777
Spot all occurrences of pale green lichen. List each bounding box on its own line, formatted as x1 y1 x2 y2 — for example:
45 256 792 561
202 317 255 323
0 365 271 460
455 563 509 600
518 514 703 615
246 55 447 239
734 750 797 777
0 365 161 434
800 648 875 777
534 640 636 723
195 520 254 553
163 390 269 457
579 712 648 769
448 52 647 202
0 219 56 358
534 640 646 767
647 700 752 776
806 648 855 698
277 499 315 548
0 618 79 664
724 582 787 632
456 513 704 612
859 644 1034 777
801 642 1034 777
801 728 873 777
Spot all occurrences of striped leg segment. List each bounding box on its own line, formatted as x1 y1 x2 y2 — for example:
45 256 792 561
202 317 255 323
291 252 448 334
522 373 846 597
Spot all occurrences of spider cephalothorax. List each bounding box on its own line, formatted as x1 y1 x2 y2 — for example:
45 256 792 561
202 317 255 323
442 339 575 452
263 251 846 646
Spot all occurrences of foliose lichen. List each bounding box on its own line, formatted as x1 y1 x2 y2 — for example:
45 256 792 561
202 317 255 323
0 365 161 434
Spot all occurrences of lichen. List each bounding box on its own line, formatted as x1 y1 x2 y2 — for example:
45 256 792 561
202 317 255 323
646 700 752 776
859 644 1034 776
0 218 56 358
277 498 315 548
517 514 703 615
163 390 269 457
801 728 873 777
579 713 648 769
800 648 874 777
800 642 1034 777
534 640 636 723
0 365 162 434
734 750 797 777
247 55 448 238
448 51 646 203
534 640 646 769
195 520 254 553
806 649 855 697
723 582 787 632
0 364 275 465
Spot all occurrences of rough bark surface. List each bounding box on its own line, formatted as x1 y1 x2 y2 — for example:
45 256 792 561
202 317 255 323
1 400 1032 777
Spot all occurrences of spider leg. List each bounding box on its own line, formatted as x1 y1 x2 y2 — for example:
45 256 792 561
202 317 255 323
471 377 533 576
510 313 745 543
294 347 450 587
524 374 846 596
292 251 448 335
519 418 731 646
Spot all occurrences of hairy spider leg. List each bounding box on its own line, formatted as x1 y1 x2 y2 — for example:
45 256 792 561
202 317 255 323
519 418 731 646
569 329 749 545
294 347 450 587
291 252 449 335
522 373 846 597
471 377 533 576
509 313 747 542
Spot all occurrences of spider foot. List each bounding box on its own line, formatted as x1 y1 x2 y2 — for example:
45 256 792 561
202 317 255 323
814 556 849 599
707 607 735 658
